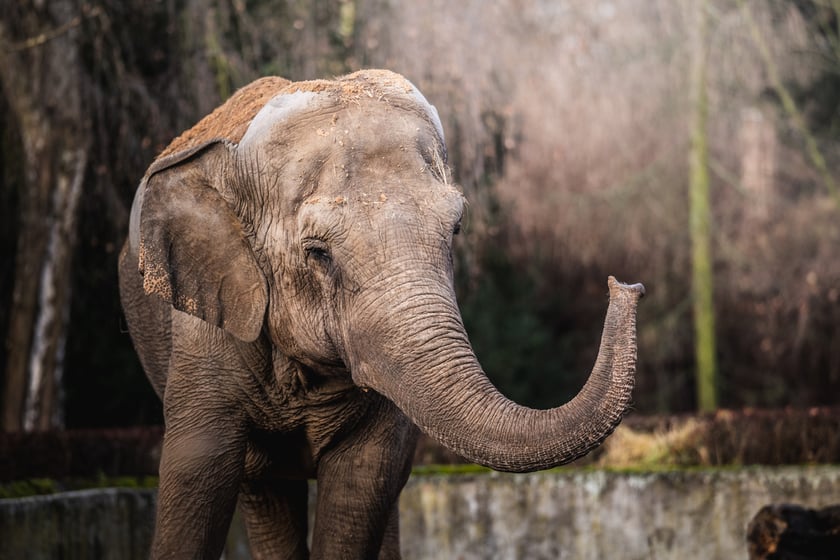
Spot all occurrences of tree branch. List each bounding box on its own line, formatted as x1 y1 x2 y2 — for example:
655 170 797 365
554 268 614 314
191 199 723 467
736 0 840 209
3 5 102 52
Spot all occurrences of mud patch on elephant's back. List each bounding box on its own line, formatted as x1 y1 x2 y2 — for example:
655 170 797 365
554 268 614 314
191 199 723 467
157 76 291 160
154 68 446 171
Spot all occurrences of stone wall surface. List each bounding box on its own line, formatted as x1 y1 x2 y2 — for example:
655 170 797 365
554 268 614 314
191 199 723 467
0 488 155 560
399 467 840 560
1 467 838 559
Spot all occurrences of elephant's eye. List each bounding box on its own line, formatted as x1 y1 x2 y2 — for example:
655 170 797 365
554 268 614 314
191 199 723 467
303 239 332 265
453 220 462 235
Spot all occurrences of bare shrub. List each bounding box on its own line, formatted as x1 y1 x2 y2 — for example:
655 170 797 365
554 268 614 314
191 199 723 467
354 0 840 411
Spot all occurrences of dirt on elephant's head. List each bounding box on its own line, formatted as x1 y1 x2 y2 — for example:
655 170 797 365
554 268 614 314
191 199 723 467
286 69 416 100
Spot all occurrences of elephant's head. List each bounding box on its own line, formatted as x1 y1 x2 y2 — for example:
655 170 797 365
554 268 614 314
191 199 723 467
135 70 644 472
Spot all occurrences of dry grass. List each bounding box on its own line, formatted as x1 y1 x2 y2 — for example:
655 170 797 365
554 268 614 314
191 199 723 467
595 420 707 469
594 407 840 468
412 407 840 468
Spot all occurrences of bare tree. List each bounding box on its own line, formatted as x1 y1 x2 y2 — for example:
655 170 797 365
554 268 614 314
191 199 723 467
0 0 356 431
0 1 94 431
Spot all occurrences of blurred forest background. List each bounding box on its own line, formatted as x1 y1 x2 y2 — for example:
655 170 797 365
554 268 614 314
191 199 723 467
1 0 839 432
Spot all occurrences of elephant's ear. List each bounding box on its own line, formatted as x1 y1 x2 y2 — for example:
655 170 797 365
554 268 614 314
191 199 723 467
138 160 267 342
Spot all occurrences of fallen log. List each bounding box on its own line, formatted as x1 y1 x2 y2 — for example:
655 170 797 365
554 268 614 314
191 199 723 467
747 503 840 560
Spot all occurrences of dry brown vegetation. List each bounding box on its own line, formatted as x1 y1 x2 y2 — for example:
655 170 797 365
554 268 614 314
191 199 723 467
597 407 840 467
413 407 840 468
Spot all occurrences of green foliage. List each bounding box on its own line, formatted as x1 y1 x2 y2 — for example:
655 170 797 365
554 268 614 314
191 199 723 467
456 197 581 410
0 479 59 499
0 476 159 499
411 464 491 476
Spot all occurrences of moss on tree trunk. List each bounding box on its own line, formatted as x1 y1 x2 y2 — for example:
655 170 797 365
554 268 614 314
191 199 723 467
689 0 718 413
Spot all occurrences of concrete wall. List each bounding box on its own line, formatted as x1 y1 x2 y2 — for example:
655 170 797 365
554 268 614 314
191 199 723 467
0 488 155 560
399 467 840 560
2 467 839 560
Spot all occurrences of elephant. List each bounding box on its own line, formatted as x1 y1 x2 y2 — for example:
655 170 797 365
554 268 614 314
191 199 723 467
118 69 645 559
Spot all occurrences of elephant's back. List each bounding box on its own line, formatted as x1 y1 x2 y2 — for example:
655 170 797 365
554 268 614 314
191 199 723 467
156 76 292 160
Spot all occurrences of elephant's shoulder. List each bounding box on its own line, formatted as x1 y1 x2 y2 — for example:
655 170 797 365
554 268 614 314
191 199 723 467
156 76 292 162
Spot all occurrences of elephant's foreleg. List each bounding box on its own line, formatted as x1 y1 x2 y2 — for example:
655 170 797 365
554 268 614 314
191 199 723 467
152 311 251 559
378 503 402 560
239 478 309 560
309 398 418 559
153 422 246 559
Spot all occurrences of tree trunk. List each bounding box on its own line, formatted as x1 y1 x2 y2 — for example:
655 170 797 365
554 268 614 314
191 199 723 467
688 0 718 413
0 1 90 431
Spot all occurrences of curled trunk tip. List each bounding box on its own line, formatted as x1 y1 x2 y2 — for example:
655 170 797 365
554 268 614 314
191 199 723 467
608 275 645 300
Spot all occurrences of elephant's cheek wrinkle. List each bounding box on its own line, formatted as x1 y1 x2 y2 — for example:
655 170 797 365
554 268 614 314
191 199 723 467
347 358 373 389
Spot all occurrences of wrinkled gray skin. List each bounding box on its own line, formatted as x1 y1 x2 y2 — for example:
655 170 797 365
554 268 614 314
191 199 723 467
118 70 644 560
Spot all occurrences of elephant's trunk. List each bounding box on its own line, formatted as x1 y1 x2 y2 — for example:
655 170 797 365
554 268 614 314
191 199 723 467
351 275 645 473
